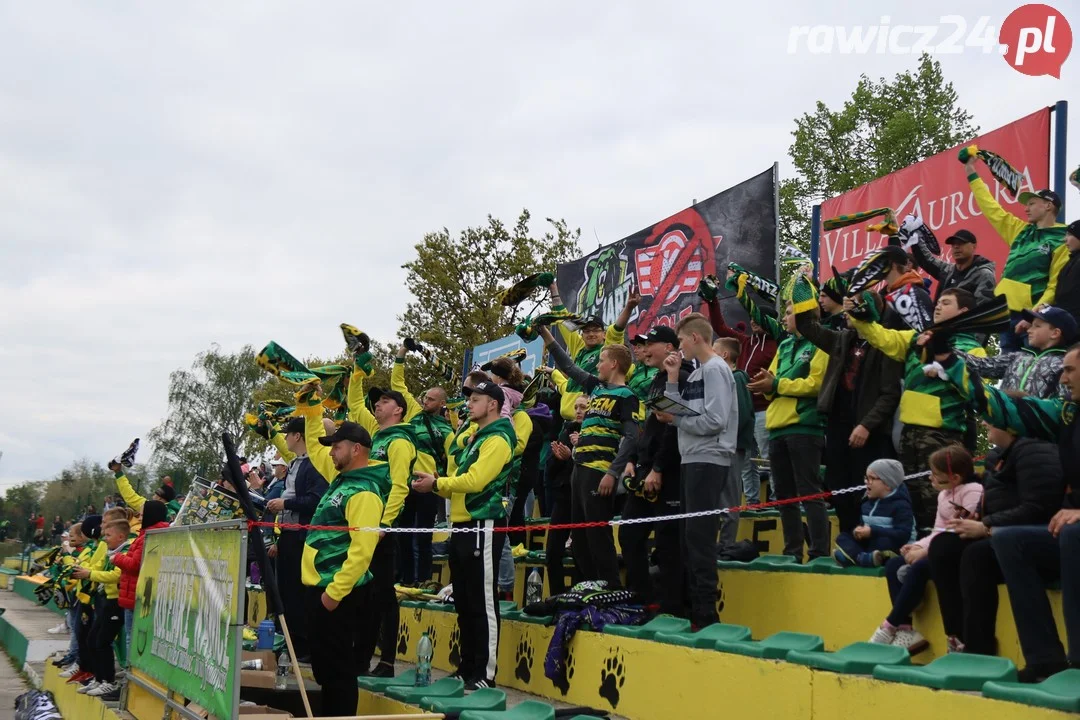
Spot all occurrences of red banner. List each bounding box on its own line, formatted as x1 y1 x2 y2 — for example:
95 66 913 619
818 108 1051 281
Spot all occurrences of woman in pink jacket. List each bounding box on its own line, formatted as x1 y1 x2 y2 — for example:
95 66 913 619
867 445 983 654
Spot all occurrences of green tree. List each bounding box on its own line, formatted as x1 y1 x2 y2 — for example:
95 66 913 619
0 482 44 541
147 344 264 489
782 54 979 254
397 210 580 391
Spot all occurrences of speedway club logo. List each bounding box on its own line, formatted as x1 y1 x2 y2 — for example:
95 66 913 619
633 207 721 332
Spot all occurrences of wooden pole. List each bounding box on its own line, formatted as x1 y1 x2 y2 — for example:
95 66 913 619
279 615 314 719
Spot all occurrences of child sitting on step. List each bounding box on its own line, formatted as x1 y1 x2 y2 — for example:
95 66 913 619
833 459 914 568
868 445 982 654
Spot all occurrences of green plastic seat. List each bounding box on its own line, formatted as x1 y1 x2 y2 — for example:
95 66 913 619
716 558 755 570
716 631 825 659
385 676 464 702
424 688 507 713
425 601 455 613
748 555 798 570
357 669 417 691
831 563 888 577
655 623 752 648
499 600 519 615
460 699 557 720
787 641 910 673
604 614 690 639
982 669 1080 712
400 599 426 609
784 557 838 574
873 653 1017 691
511 612 553 625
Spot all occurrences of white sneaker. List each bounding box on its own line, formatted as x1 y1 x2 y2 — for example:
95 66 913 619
58 665 80 679
87 681 119 697
891 628 929 655
869 624 896 644
46 621 68 634
77 680 100 694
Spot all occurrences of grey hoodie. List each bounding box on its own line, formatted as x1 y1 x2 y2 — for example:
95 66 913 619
664 355 737 466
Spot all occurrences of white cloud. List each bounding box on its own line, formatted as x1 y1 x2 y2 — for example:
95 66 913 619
1 0 1076 488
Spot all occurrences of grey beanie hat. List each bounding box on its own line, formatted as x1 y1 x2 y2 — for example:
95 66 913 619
867 459 905 490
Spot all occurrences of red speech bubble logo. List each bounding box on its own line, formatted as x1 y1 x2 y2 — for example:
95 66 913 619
1000 4 1072 78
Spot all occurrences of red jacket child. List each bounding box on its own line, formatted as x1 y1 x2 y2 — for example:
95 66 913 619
112 501 169 610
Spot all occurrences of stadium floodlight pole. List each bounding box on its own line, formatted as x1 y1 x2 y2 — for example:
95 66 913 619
222 431 314 719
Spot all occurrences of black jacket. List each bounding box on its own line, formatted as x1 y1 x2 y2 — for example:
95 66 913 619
911 245 997 304
1055 249 1080 323
981 438 1064 527
795 309 903 433
283 456 329 528
546 422 580 490
634 360 693 476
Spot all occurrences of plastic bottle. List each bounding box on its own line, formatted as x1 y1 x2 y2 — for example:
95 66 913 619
415 632 433 687
275 650 290 691
526 568 543 606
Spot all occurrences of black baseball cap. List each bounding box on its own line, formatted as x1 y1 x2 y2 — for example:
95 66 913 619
1066 220 1080 239
462 380 505 407
644 326 680 348
1020 306 1078 343
368 387 408 412
318 421 373 447
282 418 305 435
946 229 977 245
1018 189 1062 209
630 334 649 345
580 316 604 330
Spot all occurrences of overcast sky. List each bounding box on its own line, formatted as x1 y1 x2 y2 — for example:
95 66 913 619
1 1 1076 489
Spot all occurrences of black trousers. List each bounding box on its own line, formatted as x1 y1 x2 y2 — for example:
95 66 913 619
619 464 683 615
449 519 505 683
396 491 438 585
570 465 621 588
770 434 830 560
681 463 725 627
307 584 369 717
823 422 895 534
545 482 578 596
276 531 310 658
76 600 95 671
355 536 399 670
927 534 1004 654
90 595 124 682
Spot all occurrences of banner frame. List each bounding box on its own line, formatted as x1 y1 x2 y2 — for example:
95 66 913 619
125 519 248 720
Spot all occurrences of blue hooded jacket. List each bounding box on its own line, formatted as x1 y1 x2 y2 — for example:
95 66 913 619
861 484 915 547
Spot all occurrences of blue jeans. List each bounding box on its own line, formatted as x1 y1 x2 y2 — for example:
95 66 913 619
992 523 1080 666
741 420 762 505
885 556 931 627
125 609 133 660
65 604 80 659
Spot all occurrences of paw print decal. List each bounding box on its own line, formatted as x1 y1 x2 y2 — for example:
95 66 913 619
553 645 575 696
448 625 461 667
598 648 626 709
397 617 410 656
514 636 534 684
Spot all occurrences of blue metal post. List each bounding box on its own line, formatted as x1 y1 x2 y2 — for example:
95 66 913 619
1053 100 1068 221
810 204 821 283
